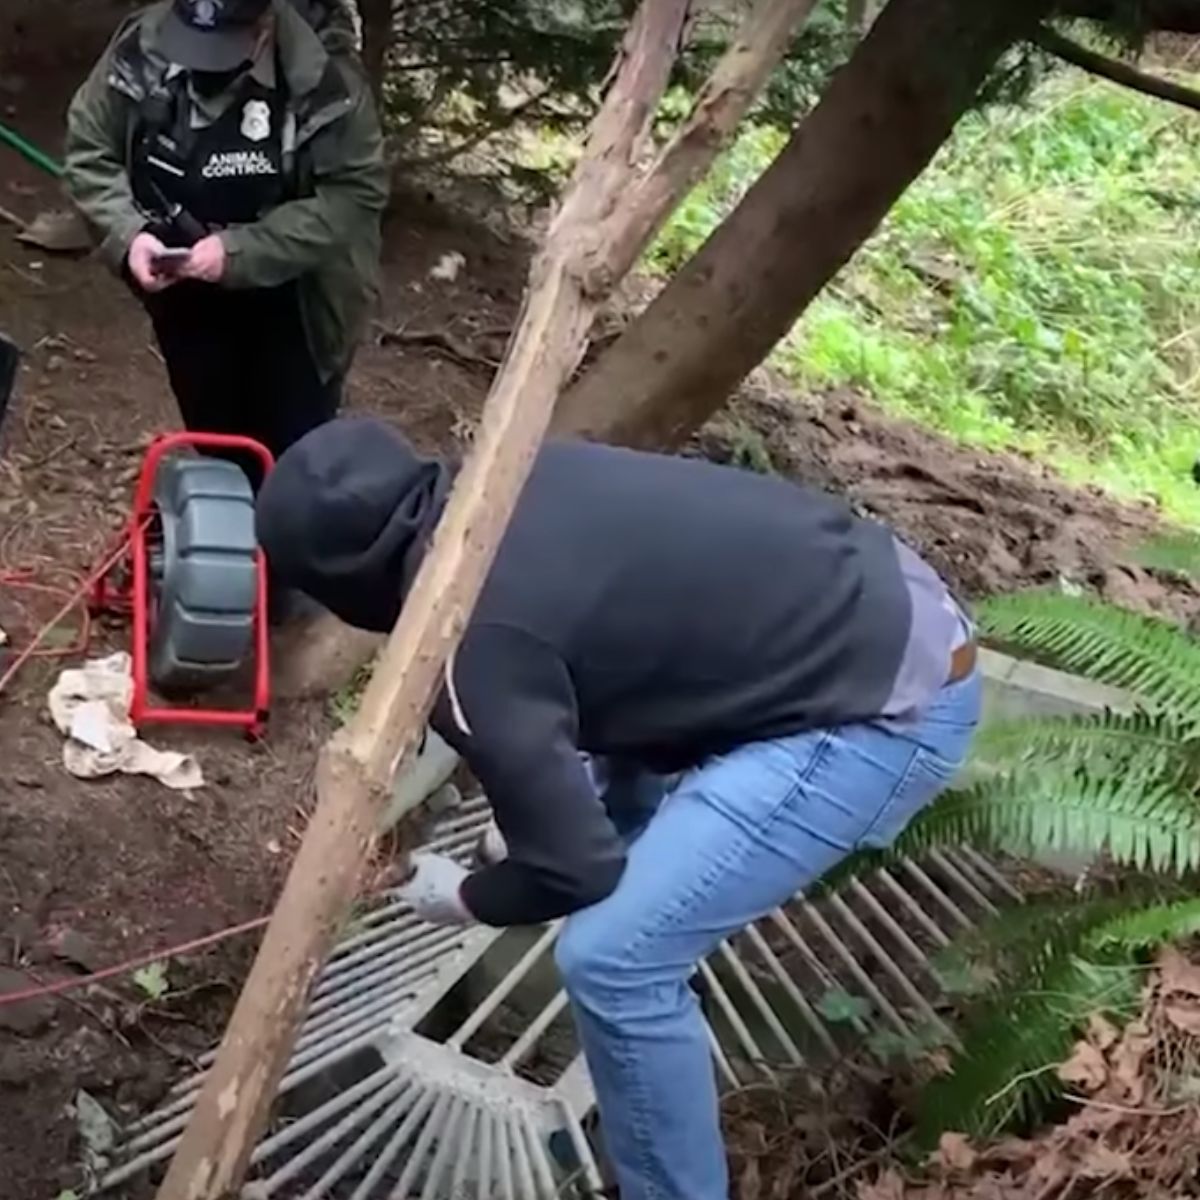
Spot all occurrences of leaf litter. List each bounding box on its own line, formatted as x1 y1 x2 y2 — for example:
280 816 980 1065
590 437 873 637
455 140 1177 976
853 946 1200 1199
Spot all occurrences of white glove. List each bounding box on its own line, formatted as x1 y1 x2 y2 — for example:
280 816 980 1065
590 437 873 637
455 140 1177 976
474 823 508 867
395 853 473 924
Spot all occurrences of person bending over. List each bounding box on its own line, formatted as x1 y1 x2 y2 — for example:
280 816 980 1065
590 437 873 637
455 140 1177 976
255 416 982 1200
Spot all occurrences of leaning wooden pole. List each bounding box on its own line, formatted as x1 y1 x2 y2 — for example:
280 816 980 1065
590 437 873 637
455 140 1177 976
154 1 818 1195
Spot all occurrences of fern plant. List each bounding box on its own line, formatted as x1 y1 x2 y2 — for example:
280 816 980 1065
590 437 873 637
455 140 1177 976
828 587 1200 1144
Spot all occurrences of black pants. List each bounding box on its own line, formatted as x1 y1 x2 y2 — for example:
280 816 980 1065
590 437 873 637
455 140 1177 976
142 280 341 490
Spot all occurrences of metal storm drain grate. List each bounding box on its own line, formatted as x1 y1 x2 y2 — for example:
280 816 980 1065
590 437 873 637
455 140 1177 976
102 776 1022 1198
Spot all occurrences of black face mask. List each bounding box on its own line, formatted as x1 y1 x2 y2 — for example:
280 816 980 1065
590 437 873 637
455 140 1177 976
190 63 250 97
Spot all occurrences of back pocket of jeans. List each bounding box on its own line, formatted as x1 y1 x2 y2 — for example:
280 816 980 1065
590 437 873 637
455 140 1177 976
856 748 960 852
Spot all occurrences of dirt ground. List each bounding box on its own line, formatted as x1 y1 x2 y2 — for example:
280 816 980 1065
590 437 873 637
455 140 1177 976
2 23 1200 1200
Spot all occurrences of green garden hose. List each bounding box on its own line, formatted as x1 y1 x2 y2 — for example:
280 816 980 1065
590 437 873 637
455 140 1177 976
0 120 64 179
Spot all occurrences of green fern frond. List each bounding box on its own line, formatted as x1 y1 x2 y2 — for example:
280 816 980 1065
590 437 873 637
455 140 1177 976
918 890 1191 1143
1086 895 1200 952
811 760 1200 898
918 950 1137 1143
918 893 1200 1145
978 592 1200 718
1129 531 1200 581
943 896 1118 980
939 889 1194 988
973 709 1197 778
894 768 1200 875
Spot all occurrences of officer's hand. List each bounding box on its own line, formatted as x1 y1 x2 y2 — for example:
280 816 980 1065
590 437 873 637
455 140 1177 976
394 853 474 925
180 235 227 284
127 232 173 294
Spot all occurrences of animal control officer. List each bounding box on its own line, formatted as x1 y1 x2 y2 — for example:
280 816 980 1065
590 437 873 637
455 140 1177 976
64 0 388 488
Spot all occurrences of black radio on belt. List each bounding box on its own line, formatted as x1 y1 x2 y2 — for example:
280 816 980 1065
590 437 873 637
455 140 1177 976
131 68 288 244
133 86 210 246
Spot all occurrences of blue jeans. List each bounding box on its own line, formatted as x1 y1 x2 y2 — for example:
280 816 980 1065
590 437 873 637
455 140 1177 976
556 670 983 1200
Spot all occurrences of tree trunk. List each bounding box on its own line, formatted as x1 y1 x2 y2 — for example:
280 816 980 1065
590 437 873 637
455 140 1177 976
359 0 391 103
553 0 1054 452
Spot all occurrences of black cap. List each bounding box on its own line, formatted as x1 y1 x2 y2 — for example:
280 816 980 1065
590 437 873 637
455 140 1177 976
158 0 272 72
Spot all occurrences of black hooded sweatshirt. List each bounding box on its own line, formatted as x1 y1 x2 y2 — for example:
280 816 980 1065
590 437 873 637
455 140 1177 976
257 417 918 927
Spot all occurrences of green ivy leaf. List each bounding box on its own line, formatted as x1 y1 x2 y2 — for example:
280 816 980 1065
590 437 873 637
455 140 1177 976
133 961 170 1002
933 952 996 998
816 988 872 1026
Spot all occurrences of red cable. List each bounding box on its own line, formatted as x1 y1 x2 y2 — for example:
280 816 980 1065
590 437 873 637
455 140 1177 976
0 519 283 1010
0 880 400 1008
0 914 271 1008
0 569 92 660
0 524 141 696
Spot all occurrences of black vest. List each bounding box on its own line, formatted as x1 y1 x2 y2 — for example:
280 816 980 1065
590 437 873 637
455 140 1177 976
131 70 290 247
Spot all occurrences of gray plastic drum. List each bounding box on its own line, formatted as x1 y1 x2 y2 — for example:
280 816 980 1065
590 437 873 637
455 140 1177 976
148 456 258 694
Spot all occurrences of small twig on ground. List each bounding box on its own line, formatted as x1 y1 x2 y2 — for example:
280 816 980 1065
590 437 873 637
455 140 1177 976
986 1061 1062 1108
0 913 270 1010
24 436 79 471
378 326 504 373
810 1141 900 1198
1063 1092 1191 1118
136 1017 204 1069
15 964 131 1046
0 205 25 229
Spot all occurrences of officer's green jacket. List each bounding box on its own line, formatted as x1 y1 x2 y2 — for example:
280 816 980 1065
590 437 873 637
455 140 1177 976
64 0 388 382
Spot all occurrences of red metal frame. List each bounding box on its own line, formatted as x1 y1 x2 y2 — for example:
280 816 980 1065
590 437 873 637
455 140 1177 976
90 432 275 740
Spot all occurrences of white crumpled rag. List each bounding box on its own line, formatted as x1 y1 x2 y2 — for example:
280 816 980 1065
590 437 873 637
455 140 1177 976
47 652 204 791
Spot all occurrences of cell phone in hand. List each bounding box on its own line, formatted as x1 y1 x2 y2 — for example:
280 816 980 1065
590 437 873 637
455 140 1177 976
151 248 192 278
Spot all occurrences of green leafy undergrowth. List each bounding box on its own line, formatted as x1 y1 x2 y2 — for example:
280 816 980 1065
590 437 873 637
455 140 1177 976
651 68 1200 524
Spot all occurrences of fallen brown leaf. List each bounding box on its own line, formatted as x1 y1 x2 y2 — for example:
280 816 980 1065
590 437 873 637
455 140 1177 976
1024 1135 1074 1185
971 1180 1027 1200
1078 1142 1132 1179
1087 1012 1120 1051
1058 1039 1108 1091
1159 946 1200 999
1064 1100 1125 1139
935 1132 977 1172
857 1170 907 1200
1110 1026 1153 1104
980 1137 1036 1167
1164 999 1200 1037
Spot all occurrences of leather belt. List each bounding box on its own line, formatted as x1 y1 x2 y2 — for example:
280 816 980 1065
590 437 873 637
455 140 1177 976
947 640 978 685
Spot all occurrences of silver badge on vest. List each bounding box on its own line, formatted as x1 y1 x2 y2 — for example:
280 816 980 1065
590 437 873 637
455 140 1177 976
241 98 271 142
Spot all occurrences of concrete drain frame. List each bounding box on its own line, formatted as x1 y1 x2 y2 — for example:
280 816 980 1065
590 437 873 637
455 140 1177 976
101 651 1122 1198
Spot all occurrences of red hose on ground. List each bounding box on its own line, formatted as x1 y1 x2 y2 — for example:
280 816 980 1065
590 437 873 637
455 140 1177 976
0 568 92 659
0 874 403 1009
0 525 139 696
0 915 271 1008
